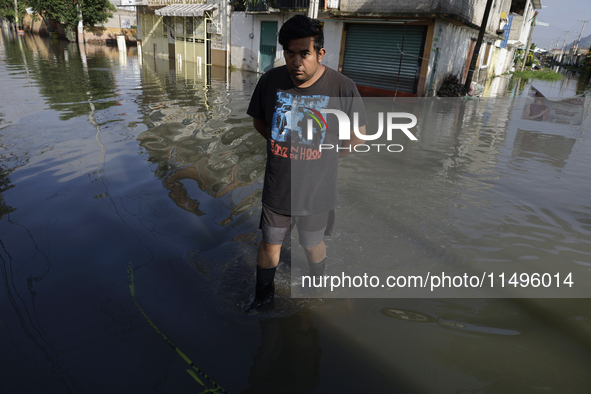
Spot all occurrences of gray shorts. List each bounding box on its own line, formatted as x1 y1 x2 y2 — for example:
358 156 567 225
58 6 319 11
260 206 335 248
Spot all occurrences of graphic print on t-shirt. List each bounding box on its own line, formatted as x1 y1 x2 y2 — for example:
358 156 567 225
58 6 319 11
271 92 329 160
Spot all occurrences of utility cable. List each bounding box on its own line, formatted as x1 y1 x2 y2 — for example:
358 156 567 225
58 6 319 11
127 262 227 393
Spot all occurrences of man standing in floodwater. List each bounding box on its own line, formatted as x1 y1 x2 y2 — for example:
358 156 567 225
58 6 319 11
246 15 366 311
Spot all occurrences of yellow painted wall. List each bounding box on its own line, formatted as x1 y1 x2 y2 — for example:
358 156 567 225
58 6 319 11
488 47 501 77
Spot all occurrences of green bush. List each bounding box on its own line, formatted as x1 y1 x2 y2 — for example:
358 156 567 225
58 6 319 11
510 70 563 81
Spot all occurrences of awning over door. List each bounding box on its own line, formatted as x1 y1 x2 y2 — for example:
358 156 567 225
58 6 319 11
155 4 217 17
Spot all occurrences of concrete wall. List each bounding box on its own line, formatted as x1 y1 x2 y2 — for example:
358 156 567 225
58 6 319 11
85 27 138 44
339 0 507 35
425 19 478 93
230 12 342 73
493 46 509 75
487 45 501 78
517 0 535 46
501 47 515 73
230 12 259 72
473 41 492 84
210 2 230 57
21 14 48 36
101 7 137 29
87 6 138 44
319 20 342 71
419 0 512 94
340 0 445 14
211 49 226 67
508 14 524 41
203 0 230 67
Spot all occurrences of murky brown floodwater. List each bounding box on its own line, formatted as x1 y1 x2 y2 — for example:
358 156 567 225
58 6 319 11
1 25 591 393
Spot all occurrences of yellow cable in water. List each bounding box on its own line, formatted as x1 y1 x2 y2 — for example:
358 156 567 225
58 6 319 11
127 262 227 393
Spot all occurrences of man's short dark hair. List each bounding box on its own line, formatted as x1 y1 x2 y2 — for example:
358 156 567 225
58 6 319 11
278 15 324 55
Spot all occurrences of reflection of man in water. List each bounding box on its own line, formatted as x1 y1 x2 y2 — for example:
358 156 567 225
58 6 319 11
524 92 550 122
246 15 366 311
163 158 263 223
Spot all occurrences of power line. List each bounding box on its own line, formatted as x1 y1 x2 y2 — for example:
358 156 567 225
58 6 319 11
558 31 570 63
540 16 588 22
571 20 589 54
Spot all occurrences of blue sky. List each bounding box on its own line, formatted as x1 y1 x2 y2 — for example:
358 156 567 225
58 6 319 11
532 0 591 49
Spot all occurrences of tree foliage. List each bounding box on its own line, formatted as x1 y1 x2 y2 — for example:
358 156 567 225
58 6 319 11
79 0 116 28
582 49 591 73
0 0 27 24
27 0 116 39
515 45 539 68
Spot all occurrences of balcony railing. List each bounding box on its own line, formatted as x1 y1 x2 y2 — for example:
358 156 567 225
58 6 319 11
245 0 328 12
245 1 270 12
276 0 325 8
326 0 339 8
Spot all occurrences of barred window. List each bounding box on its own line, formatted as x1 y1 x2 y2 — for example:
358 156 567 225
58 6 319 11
186 17 194 37
176 19 184 35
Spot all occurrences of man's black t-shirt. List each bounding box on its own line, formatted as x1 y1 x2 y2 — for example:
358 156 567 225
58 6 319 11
248 65 366 216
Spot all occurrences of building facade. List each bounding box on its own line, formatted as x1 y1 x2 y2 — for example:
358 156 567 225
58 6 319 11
231 0 542 96
491 0 541 74
136 0 230 67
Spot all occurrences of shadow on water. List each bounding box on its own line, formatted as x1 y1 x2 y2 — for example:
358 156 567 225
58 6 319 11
1 24 591 393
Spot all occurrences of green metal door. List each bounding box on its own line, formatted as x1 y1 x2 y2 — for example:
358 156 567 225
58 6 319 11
342 24 427 94
259 21 278 72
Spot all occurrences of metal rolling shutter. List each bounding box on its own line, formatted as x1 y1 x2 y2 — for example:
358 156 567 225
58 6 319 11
342 24 427 94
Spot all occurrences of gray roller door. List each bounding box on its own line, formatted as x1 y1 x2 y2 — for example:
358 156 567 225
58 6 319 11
342 24 427 94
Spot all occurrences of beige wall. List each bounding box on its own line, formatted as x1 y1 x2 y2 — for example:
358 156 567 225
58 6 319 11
21 14 48 35
211 48 226 67
85 27 137 44
21 14 137 44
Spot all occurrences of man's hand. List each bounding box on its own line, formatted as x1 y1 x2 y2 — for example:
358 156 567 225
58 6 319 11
339 125 366 158
253 118 267 139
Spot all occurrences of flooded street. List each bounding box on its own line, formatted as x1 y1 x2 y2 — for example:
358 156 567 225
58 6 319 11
2 28 591 393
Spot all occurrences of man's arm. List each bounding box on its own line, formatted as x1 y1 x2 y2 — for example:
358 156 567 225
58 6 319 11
253 118 268 139
523 105 532 120
542 107 550 122
339 125 366 158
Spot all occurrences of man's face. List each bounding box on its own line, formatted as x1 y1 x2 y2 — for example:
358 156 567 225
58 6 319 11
285 37 326 87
